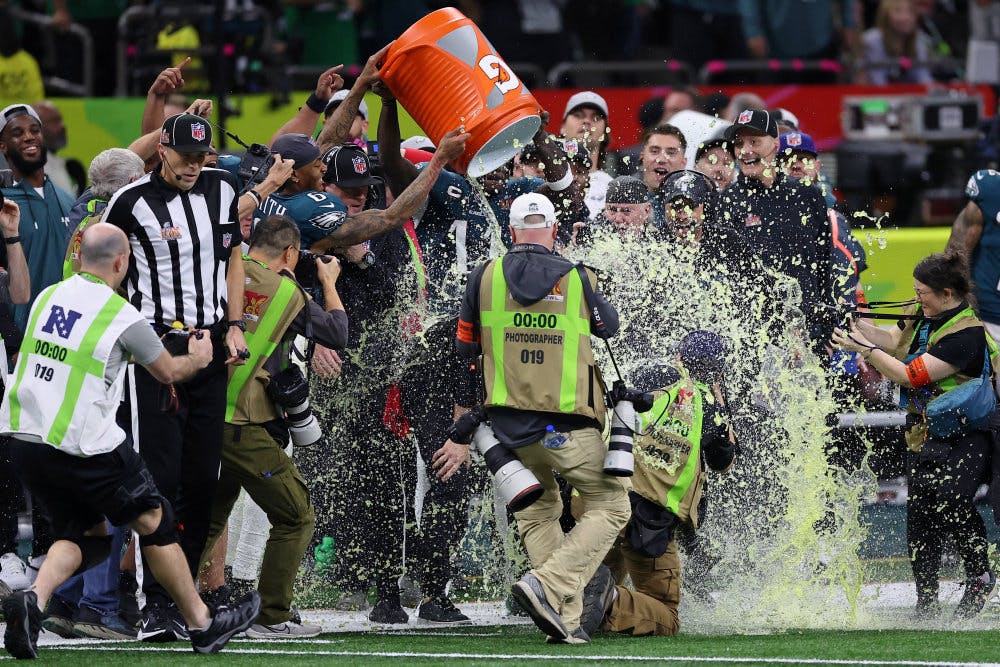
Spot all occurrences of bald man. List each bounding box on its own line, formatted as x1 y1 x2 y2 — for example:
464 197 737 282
0 223 261 658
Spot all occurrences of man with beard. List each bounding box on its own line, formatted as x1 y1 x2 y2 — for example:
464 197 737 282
31 101 84 197
0 104 74 333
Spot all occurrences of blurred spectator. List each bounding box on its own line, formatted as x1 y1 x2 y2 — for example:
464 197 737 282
660 86 704 124
31 101 85 197
0 8 45 103
477 0 573 76
282 1 359 72
721 92 766 122
768 107 800 134
560 90 613 220
857 0 934 85
665 0 747 69
608 96 664 177
354 0 432 65
741 0 857 82
49 0 125 97
703 91 730 118
567 0 651 62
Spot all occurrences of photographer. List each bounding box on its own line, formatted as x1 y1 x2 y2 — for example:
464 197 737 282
199 214 347 638
454 193 629 644
833 252 996 619
580 330 737 638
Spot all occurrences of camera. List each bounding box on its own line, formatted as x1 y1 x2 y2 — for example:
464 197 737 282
294 249 334 289
448 408 543 512
267 365 322 447
160 328 203 356
605 380 655 477
238 143 275 189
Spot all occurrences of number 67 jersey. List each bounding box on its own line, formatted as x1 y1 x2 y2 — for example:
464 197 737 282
0 273 149 457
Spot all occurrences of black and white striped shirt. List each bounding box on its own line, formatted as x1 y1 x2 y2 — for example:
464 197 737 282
103 168 240 328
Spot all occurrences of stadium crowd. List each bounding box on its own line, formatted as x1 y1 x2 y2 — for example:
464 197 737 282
0 2 998 658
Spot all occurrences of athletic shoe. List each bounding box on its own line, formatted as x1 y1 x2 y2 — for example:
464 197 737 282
0 553 30 592
3 590 43 659
244 620 321 639
398 575 422 608
190 591 261 654
73 605 138 640
368 598 408 624
417 596 472 625
138 601 189 642
545 627 590 644
41 596 78 639
511 573 568 640
580 565 615 637
955 569 997 619
333 589 369 612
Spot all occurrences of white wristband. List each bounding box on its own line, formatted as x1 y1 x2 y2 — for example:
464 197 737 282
546 167 574 192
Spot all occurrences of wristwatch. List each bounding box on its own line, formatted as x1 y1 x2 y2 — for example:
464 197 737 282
226 319 247 332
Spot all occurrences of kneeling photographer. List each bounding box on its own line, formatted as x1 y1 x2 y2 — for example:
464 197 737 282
199 214 348 638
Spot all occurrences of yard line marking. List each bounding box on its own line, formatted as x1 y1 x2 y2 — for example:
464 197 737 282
43 646 1000 666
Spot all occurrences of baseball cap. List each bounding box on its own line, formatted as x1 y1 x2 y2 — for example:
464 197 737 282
770 107 800 131
678 329 727 383
401 135 435 152
321 143 380 187
0 103 42 137
724 108 778 141
563 91 609 120
271 133 320 170
778 131 817 158
509 192 557 229
160 113 213 153
658 170 716 207
694 124 731 162
606 176 648 205
326 90 368 120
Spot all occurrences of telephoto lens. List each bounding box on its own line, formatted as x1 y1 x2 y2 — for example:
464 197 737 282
472 423 543 512
604 399 637 476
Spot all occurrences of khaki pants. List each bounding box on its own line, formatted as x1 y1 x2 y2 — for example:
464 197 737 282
603 535 681 636
202 423 315 625
513 426 631 630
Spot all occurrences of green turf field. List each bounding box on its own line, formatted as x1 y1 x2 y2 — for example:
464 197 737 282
23 626 1000 666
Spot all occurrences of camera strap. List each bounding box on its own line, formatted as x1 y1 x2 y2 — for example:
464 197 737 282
574 263 626 390
852 298 924 322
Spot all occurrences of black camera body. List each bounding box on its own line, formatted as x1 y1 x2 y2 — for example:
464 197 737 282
294 249 334 289
238 143 275 190
267 365 321 446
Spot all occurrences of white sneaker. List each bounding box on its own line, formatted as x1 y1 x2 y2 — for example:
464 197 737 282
25 555 44 586
0 552 30 591
244 620 321 639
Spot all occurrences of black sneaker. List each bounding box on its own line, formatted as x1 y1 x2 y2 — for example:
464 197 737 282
368 598 409 624
511 573 568 640
190 591 261 654
545 626 590 644
3 590 43 659
955 569 997 619
580 565 614 637
417 597 471 625
138 601 189 642
41 595 78 638
73 604 138 640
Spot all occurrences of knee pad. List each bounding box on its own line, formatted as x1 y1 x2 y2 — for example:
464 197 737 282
139 497 179 548
70 535 113 576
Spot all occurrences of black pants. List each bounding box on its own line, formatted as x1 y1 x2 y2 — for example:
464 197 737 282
123 347 227 604
302 370 410 597
907 430 991 603
399 321 472 598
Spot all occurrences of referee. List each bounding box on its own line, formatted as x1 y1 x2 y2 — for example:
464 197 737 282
101 113 249 643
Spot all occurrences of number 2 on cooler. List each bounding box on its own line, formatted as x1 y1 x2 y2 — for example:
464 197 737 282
477 55 519 94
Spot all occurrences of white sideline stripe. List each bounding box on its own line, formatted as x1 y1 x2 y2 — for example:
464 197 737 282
40 646 1000 666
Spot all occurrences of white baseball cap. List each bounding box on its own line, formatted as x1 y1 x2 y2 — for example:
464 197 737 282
400 135 435 152
326 89 368 120
563 91 609 120
0 104 42 137
509 193 557 229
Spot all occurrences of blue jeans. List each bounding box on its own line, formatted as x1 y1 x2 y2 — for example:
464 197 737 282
52 521 126 614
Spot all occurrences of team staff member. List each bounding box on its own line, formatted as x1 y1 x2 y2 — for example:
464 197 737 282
716 109 835 351
834 252 997 619
101 113 249 642
0 223 261 659
454 193 630 643
582 330 737 637
200 215 348 639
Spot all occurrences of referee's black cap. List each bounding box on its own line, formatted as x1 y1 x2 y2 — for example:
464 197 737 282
160 113 213 153
321 143 379 188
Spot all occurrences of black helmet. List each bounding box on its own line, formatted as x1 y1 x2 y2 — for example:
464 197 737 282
657 169 716 209
678 329 727 384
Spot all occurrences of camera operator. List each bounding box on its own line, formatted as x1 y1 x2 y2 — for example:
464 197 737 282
453 192 630 644
198 214 347 638
579 330 737 638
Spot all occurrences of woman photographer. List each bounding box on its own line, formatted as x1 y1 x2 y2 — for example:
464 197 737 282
833 252 997 619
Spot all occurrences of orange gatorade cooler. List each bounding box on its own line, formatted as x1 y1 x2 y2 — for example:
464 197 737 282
380 7 541 177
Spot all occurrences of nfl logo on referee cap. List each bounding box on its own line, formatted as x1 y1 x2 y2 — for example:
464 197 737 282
191 123 206 142
352 155 367 175
737 110 753 125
